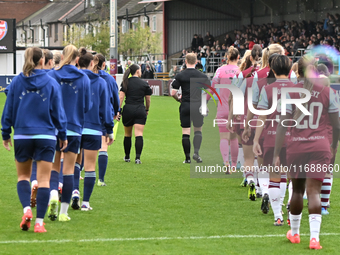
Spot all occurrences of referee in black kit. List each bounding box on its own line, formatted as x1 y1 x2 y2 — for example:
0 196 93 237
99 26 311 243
171 53 210 163
118 64 152 164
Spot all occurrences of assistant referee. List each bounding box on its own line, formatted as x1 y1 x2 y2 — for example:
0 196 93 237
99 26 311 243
118 64 152 164
171 53 210 163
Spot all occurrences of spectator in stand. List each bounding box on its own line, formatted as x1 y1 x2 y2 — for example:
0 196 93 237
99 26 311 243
178 49 186 65
169 66 179 78
221 44 227 57
204 32 215 47
328 15 336 35
191 34 198 52
141 65 154 79
224 34 233 47
198 34 204 48
324 13 330 33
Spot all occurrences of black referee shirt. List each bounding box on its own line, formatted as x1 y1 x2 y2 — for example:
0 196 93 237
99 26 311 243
171 68 210 103
120 77 152 105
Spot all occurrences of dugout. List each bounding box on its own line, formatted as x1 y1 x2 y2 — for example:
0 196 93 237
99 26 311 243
139 0 340 57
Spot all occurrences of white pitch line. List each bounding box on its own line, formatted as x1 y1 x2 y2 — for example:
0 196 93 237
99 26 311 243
1 233 340 244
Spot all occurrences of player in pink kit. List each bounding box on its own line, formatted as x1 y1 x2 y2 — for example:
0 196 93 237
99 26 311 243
255 55 295 225
273 56 340 250
242 44 284 202
227 45 262 193
207 46 240 169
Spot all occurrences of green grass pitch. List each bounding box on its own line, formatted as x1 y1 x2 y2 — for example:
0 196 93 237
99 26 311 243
0 94 339 254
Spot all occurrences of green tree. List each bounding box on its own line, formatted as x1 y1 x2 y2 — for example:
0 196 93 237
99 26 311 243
119 25 162 57
64 21 110 58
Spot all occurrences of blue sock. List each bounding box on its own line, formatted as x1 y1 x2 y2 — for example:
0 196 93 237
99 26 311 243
30 161 37 183
36 188 49 219
98 151 108 182
59 159 64 184
61 175 74 204
50 170 59 192
74 163 81 191
83 171 96 202
17 180 31 208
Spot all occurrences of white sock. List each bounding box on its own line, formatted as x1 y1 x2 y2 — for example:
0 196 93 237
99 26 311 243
290 213 302 235
269 185 282 220
50 189 58 198
82 201 89 207
280 180 287 207
288 181 293 203
23 206 31 214
247 176 255 183
59 182 63 189
31 180 38 189
60 202 69 215
35 218 44 226
309 214 322 242
237 146 244 166
253 171 258 186
303 189 307 198
258 169 269 195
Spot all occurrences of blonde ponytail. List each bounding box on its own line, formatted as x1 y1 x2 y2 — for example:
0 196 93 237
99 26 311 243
261 44 284 69
57 44 79 70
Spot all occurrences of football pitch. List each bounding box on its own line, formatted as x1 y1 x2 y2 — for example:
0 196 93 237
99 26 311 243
0 94 340 254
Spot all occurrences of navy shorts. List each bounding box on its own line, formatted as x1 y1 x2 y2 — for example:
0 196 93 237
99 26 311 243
81 135 102 150
56 136 81 154
14 139 56 163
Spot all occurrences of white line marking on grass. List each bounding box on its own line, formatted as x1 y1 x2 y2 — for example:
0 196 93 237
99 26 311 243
1 233 340 244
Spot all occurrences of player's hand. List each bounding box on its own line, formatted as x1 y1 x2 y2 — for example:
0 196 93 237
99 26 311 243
242 127 251 142
116 113 121 122
253 141 262 156
331 146 336 158
227 120 234 133
106 134 114 146
177 94 182 103
60 139 68 151
3 139 12 151
273 156 280 168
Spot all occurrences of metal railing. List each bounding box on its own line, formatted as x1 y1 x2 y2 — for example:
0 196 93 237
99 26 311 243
170 55 226 74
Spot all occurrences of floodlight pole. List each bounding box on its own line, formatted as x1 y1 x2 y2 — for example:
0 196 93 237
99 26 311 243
110 0 118 79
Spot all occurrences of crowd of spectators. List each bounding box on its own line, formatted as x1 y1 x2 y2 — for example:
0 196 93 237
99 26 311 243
180 13 340 72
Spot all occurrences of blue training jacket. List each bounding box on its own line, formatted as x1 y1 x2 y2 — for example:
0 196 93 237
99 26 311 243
82 69 114 134
48 65 92 135
98 70 120 115
1 69 67 141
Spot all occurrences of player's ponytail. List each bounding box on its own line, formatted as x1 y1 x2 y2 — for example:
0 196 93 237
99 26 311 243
228 46 239 61
245 45 262 78
122 64 140 91
95 53 106 73
294 56 317 120
261 44 283 69
93 55 100 74
58 44 80 70
240 55 252 71
23 47 43 77
78 47 94 69
43 49 53 66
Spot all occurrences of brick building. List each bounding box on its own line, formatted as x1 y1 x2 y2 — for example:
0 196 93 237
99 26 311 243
0 0 51 23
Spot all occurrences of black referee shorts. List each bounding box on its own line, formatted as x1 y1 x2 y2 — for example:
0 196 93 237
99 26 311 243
179 102 204 128
122 104 147 127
